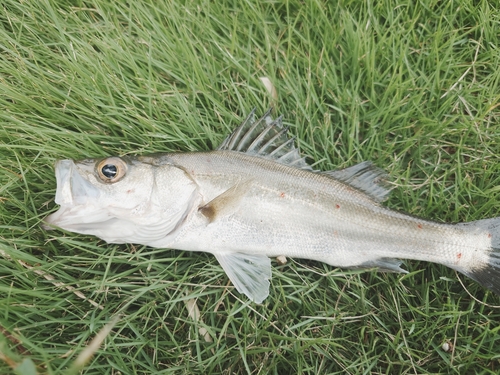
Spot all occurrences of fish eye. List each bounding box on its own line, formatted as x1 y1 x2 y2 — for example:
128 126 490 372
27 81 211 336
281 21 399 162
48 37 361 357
96 157 127 183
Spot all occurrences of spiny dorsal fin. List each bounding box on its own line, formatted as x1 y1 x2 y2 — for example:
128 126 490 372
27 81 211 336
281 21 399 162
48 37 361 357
218 109 312 170
324 161 392 202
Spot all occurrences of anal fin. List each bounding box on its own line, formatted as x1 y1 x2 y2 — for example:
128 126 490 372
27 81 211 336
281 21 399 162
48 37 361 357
213 252 271 303
354 258 408 273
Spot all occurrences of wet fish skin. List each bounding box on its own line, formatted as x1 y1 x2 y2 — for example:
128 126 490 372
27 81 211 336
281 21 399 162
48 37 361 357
44 110 500 303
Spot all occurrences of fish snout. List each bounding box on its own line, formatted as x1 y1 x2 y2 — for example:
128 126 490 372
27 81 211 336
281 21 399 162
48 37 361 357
42 159 101 229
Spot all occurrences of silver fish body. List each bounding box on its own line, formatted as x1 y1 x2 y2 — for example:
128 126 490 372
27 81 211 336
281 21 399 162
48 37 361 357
45 110 500 303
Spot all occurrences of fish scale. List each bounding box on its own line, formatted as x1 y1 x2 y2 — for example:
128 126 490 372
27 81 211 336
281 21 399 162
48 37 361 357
168 151 478 266
45 109 500 303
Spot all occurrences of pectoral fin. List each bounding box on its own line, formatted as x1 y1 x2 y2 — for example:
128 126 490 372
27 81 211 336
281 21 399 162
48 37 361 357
213 252 271 303
199 180 253 222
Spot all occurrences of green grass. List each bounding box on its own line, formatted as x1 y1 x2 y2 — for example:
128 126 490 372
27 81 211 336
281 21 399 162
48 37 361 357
1 0 500 373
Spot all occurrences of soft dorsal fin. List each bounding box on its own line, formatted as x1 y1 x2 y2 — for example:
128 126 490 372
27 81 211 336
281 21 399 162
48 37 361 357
324 161 392 202
218 109 312 170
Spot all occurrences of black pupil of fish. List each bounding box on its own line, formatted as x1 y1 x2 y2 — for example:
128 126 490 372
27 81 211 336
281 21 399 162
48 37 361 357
101 164 117 179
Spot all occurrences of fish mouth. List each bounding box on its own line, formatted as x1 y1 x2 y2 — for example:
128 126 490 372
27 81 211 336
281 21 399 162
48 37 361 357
43 159 104 231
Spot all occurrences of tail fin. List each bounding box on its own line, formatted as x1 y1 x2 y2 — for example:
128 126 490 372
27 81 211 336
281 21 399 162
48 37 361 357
456 217 500 295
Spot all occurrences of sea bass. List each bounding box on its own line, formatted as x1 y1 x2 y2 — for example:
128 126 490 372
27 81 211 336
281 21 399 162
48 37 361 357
44 109 500 303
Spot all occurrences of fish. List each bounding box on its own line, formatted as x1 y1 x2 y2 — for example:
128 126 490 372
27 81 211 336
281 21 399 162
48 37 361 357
44 109 500 303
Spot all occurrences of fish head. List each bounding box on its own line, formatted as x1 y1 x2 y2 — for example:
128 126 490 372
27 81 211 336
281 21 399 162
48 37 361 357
44 155 199 245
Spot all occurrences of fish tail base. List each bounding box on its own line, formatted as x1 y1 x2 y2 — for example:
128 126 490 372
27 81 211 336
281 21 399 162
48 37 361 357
455 218 500 295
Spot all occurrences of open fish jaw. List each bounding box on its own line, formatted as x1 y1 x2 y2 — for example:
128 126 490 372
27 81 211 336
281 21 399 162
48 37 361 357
44 159 110 232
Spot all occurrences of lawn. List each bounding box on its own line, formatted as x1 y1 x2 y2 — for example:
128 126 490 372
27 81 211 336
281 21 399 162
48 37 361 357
1 0 500 374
